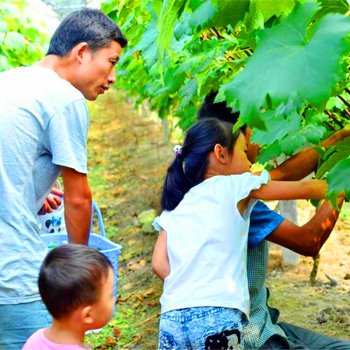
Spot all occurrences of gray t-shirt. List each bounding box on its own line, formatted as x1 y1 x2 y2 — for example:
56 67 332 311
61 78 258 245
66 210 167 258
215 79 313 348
0 66 89 304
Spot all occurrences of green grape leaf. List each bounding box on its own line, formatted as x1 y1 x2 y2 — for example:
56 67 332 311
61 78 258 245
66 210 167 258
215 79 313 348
251 0 295 22
133 21 158 68
179 77 198 108
302 124 326 144
252 110 300 145
245 0 295 31
101 0 119 16
316 138 350 178
220 2 350 129
327 158 350 199
157 0 186 60
280 133 307 155
175 1 217 38
315 0 349 18
212 0 250 28
257 140 282 163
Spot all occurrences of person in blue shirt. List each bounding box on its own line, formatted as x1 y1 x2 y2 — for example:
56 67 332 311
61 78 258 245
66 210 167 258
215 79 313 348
198 91 350 349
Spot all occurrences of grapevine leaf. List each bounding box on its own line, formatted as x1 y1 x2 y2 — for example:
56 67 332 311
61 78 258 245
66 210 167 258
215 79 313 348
257 140 282 163
179 78 198 108
212 0 250 28
101 0 119 17
252 110 300 145
316 138 350 178
317 151 350 178
245 0 295 31
302 124 326 144
157 0 186 60
327 158 350 199
133 21 158 68
177 104 198 130
175 1 217 38
220 2 350 129
280 133 307 155
251 0 296 22
164 67 186 94
315 0 349 19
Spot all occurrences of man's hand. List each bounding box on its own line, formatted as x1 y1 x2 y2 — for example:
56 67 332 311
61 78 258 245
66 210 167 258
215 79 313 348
38 187 64 215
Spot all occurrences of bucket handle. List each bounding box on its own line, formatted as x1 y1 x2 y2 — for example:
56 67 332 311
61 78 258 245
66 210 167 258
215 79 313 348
89 200 106 237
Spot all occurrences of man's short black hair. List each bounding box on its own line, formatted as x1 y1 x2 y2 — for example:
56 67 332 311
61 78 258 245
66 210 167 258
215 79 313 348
47 8 127 56
198 91 244 130
39 244 113 320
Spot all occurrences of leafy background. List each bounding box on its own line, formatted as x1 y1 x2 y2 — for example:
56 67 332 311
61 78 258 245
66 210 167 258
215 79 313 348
101 0 350 201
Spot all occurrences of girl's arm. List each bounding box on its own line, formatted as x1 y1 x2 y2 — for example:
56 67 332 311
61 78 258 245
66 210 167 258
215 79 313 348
250 179 328 201
152 230 170 280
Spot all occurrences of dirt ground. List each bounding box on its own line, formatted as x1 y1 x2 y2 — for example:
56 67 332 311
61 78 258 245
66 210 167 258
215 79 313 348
86 90 350 349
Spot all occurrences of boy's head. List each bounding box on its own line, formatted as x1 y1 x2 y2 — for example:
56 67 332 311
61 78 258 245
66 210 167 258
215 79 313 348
198 91 261 163
39 244 115 330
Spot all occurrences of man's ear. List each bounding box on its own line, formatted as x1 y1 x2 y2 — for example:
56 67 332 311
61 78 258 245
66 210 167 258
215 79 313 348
70 42 90 64
213 144 228 164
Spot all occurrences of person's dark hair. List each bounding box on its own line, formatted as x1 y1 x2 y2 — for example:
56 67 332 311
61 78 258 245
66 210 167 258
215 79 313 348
162 118 240 211
47 8 128 56
198 91 245 131
39 244 113 319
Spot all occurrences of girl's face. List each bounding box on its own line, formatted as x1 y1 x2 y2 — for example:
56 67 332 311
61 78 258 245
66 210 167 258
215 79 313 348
228 133 251 174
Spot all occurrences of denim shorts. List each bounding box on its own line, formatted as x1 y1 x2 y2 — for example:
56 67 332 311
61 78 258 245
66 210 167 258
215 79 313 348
158 306 247 350
0 300 51 349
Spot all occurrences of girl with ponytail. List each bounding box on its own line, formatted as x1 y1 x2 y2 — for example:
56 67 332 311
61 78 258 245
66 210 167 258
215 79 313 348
152 118 327 350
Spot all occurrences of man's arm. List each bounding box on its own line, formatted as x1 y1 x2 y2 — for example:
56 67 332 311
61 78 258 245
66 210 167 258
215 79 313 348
266 197 344 256
60 166 92 245
269 127 350 181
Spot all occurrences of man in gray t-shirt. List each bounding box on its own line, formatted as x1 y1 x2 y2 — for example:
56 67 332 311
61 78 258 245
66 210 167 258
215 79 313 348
0 8 127 349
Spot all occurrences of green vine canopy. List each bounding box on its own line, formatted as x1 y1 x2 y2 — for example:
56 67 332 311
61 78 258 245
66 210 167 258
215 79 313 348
102 0 350 203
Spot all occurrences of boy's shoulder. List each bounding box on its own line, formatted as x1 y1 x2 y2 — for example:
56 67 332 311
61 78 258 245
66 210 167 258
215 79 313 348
22 328 45 349
22 328 91 350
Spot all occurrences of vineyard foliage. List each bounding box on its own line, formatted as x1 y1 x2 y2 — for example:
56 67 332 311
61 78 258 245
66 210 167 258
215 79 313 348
102 0 350 201
0 0 48 71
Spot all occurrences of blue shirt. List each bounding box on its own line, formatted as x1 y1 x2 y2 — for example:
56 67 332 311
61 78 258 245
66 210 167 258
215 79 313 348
248 201 284 247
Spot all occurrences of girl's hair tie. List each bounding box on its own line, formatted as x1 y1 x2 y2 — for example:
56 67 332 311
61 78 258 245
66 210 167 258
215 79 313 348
173 145 183 159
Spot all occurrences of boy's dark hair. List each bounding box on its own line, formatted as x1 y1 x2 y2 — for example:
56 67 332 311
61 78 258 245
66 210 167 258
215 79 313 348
47 8 128 56
162 118 240 211
198 91 245 130
39 244 113 319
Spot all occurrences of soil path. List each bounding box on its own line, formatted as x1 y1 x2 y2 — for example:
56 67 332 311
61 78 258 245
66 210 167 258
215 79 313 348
87 90 350 349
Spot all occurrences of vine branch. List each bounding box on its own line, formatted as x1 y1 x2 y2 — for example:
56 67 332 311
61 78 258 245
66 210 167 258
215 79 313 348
324 110 344 128
337 94 350 109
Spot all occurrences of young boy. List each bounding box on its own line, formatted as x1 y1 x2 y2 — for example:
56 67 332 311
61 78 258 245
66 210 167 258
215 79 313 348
22 244 115 349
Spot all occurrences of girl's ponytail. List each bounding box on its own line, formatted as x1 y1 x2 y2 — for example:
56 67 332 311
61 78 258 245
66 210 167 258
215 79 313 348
161 156 193 211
